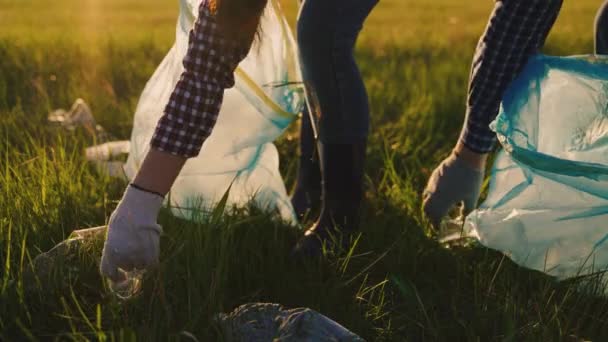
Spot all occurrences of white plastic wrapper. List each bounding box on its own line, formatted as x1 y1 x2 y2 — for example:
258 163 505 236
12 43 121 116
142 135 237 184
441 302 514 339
466 55 608 280
124 0 305 223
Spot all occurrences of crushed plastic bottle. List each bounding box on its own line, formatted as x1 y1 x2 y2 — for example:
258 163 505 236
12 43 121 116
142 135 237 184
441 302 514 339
27 226 144 299
85 141 130 179
107 268 145 300
48 98 112 142
71 227 144 299
437 215 467 244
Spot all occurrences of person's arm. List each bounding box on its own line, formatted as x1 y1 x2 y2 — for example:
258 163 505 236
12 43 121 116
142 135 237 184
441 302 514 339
131 149 186 196
100 3 251 282
423 0 563 228
452 141 487 170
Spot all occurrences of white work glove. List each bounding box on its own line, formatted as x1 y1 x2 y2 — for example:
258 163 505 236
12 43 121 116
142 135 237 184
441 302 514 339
422 153 484 228
100 185 164 283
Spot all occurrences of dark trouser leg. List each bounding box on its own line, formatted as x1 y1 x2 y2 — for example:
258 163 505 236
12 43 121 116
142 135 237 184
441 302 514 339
291 107 321 219
294 0 377 256
596 0 608 55
297 0 377 144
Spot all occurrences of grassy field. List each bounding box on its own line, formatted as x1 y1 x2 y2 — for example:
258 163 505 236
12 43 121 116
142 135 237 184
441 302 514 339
2 0 608 340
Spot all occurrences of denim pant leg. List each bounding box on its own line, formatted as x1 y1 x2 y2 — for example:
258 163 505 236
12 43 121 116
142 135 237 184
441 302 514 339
596 0 608 54
297 0 378 144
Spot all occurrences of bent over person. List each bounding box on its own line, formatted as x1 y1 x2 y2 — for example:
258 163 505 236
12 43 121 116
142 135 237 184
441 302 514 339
291 0 379 257
423 0 608 227
291 0 608 253
100 0 269 282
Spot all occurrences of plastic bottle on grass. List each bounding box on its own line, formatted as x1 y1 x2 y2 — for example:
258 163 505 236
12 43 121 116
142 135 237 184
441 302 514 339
107 268 145 300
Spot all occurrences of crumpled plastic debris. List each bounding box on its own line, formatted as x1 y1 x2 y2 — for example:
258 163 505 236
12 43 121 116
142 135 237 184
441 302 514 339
25 226 144 298
85 141 130 179
216 303 365 342
48 98 111 142
465 54 608 282
23 226 105 291
48 98 128 178
85 141 130 161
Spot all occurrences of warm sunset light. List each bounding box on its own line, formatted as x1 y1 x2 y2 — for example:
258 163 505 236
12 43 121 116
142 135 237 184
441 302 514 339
1 0 607 340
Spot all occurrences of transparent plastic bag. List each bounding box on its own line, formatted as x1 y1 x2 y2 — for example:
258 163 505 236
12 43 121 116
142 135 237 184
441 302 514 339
26 226 144 298
124 0 305 224
465 55 608 280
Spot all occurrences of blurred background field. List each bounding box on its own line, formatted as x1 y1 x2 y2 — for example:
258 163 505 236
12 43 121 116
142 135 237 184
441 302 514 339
0 0 602 49
1 0 608 340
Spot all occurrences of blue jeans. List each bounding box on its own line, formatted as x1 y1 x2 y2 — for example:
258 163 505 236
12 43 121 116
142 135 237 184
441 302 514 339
596 0 608 54
297 0 378 144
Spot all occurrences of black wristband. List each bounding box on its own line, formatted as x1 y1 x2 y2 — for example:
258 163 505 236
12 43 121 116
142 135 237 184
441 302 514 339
129 183 165 198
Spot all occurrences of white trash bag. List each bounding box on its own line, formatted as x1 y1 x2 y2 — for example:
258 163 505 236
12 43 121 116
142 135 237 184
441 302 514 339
465 55 608 281
124 0 305 224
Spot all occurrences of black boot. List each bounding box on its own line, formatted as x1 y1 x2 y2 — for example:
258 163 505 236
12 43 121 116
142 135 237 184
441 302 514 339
290 110 322 220
293 140 366 258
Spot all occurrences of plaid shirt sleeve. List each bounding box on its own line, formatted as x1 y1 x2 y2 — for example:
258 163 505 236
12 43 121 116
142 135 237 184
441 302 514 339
150 1 250 158
459 0 563 153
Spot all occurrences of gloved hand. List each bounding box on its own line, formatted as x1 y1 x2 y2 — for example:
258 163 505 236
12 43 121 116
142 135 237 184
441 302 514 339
100 185 164 283
422 153 485 228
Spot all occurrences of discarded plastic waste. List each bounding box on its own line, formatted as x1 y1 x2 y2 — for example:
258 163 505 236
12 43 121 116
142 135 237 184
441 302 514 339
24 226 104 291
107 268 145 300
48 98 95 130
216 303 365 342
85 141 130 161
85 141 130 179
437 215 468 245
71 227 144 299
48 98 111 142
48 99 128 178
27 226 144 298
466 54 608 281
89 160 129 179
124 0 305 224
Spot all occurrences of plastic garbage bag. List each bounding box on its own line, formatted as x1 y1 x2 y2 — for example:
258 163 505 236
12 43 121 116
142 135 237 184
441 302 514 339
124 0 305 224
465 54 608 280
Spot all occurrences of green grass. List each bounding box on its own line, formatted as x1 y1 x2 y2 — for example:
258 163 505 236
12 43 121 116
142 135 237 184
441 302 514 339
2 0 608 340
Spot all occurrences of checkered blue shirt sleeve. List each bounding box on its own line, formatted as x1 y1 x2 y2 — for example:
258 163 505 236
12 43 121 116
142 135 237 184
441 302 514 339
151 1 250 158
459 0 563 153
